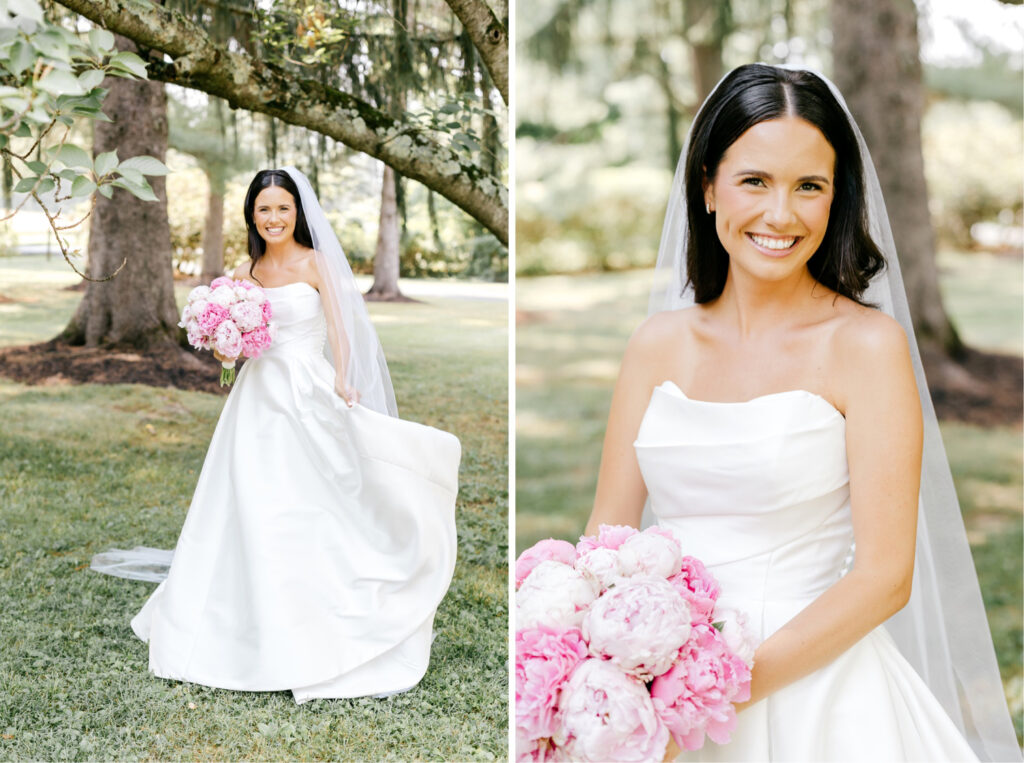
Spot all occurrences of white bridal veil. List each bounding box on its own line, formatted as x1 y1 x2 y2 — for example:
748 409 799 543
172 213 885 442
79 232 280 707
647 63 1020 761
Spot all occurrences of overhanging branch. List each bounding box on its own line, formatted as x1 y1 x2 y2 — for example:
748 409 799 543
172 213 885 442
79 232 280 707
53 0 508 244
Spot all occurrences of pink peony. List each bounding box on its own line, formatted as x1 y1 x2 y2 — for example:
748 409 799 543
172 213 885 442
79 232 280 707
186 322 208 350
559 658 669 762
574 547 621 591
516 735 567 762
712 606 758 667
650 623 753 751
582 576 692 680
261 300 273 322
208 284 236 307
186 284 211 302
196 303 230 335
209 276 233 290
240 326 272 359
516 539 578 588
575 524 638 555
667 556 721 625
517 561 600 630
212 320 243 359
515 626 589 745
617 527 683 579
230 300 263 333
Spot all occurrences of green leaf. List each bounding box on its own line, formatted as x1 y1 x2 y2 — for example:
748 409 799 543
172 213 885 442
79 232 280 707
108 51 148 79
77 69 105 91
52 143 92 169
32 30 68 61
36 177 54 194
118 155 169 176
8 0 44 23
0 94 30 113
70 175 96 198
440 102 460 114
117 167 144 185
8 39 35 76
14 177 37 193
87 28 114 55
97 183 113 199
13 121 31 137
93 149 117 177
36 68 85 96
111 177 157 202
26 160 46 174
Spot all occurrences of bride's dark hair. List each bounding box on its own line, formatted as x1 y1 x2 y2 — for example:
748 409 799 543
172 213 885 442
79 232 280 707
243 169 315 284
684 63 885 304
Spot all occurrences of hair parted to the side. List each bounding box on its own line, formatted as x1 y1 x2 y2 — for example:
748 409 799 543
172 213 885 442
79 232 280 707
683 63 886 304
242 169 315 285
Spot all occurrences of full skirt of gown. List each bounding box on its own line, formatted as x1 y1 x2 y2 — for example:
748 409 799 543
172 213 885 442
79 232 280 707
635 381 980 762
130 282 460 702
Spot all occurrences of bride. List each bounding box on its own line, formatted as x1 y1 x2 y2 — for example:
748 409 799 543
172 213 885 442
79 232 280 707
93 167 460 703
585 64 1019 761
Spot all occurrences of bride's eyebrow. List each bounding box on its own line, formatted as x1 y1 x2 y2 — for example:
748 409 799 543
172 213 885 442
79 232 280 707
733 170 832 185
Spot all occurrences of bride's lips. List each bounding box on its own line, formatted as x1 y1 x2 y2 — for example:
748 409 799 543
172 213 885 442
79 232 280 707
264 226 285 236
746 232 802 258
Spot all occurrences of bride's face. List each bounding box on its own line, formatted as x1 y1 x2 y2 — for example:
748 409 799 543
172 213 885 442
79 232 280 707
253 185 298 244
704 116 835 284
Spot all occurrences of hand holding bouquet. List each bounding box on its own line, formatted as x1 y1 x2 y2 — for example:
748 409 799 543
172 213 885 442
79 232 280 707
515 525 756 762
179 277 277 385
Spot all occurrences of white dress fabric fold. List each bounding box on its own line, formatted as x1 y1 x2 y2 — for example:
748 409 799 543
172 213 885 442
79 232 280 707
131 282 460 702
635 381 978 762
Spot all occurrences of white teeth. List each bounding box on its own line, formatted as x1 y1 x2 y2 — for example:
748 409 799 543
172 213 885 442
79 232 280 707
750 234 797 250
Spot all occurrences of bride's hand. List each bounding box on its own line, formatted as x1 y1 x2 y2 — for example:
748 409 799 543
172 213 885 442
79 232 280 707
334 379 359 408
663 736 680 761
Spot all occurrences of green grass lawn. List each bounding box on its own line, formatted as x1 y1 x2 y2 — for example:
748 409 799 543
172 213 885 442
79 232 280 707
0 255 509 761
516 260 1023 740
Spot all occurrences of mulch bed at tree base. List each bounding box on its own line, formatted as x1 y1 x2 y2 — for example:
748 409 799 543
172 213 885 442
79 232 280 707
0 340 1020 428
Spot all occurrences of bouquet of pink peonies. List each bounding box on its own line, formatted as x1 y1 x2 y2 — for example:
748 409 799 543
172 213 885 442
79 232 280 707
179 276 276 386
515 525 756 762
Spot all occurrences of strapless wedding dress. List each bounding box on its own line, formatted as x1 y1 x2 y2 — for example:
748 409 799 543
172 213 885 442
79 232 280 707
130 282 460 702
635 381 978 762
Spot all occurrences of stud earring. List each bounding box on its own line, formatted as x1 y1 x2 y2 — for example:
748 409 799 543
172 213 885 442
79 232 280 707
706 203 712 214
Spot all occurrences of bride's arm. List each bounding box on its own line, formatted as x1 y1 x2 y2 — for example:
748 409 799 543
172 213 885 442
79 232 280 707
737 311 923 709
584 316 672 535
307 257 356 404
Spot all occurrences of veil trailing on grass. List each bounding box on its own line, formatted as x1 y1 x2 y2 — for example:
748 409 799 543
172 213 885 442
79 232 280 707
643 63 1019 761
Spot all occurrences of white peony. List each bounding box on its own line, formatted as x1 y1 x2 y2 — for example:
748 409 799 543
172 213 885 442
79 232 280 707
712 605 758 667
583 576 692 680
516 560 600 630
574 548 622 591
617 530 683 579
187 284 211 302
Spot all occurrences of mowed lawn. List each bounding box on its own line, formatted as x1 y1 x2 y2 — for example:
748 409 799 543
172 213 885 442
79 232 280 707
516 253 1023 740
0 255 509 761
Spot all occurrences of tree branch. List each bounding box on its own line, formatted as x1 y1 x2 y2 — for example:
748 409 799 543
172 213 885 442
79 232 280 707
445 0 508 105
52 0 508 244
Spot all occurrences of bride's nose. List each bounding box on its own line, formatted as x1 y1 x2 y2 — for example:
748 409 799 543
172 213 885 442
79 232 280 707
762 192 797 227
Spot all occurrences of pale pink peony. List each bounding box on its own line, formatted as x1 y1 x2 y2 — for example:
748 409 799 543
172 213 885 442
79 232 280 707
617 527 683 579
230 300 263 333
582 576 692 680
516 539 578 588
515 626 588 745
186 284 212 302
667 556 721 625
240 325 273 359
196 303 230 334
212 320 243 358
712 606 758 667
186 322 208 349
247 287 266 304
517 561 600 630
261 300 273 322
559 658 670 762
208 284 236 307
650 623 753 751
575 524 638 555
573 547 621 591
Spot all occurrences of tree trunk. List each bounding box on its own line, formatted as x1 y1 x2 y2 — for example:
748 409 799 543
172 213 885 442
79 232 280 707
59 35 179 350
366 165 406 301
200 174 224 283
832 0 963 356
684 0 727 105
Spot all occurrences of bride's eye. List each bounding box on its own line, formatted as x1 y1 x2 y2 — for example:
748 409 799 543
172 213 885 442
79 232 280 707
799 181 823 191
742 177 766 187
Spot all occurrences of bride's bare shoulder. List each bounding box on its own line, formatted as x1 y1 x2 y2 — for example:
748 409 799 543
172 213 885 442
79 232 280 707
828 298 913 395
230 261 254 281
628 305 704 356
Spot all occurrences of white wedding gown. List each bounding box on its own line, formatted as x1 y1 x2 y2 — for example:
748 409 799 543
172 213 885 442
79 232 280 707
130 282 460 702
636 381 979 762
